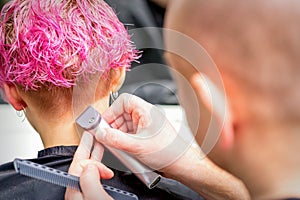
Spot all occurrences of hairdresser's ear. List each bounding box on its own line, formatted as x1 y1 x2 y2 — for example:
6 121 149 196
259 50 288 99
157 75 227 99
3 83 27 111
110 67 126 92
190 73 235 150
220 115 235 150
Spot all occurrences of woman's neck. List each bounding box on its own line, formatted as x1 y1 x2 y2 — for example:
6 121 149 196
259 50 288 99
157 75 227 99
39 119 80 148
27 97 110 148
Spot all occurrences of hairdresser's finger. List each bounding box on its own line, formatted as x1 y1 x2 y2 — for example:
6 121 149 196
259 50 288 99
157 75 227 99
107 105 152 133
65 188 82 200
102 93 131 124
95 127 141 154
90 142 104 162
111 120 127 132
125 121 135 134
112 115 126 128
90 142 114 179
123 112 132 121
103 93 152 125
112 119 134 134
73 132 93 162
80 164 113 200
118 121 129 133
79 160 114 179
69 132 94 176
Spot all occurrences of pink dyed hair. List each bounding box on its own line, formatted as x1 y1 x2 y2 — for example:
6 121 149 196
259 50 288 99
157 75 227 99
0 0 138 99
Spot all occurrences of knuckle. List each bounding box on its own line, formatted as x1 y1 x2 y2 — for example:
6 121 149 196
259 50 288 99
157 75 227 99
119 93 130 100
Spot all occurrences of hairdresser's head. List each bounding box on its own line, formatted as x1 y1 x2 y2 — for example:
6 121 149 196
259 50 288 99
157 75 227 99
166 0 300 187
166 0 300 139
0 0 137 120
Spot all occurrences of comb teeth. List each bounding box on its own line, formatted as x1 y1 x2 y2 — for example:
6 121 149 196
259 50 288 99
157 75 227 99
14 159 80 191
13 159 139 200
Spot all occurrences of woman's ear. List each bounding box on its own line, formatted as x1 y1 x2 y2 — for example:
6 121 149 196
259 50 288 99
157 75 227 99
3 83 27 111
110 67 126 92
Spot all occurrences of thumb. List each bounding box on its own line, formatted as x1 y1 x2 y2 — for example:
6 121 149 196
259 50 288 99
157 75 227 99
95 127 140 154
80 164 112 200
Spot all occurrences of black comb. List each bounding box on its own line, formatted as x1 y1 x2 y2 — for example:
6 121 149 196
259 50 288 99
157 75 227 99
13 159 138 200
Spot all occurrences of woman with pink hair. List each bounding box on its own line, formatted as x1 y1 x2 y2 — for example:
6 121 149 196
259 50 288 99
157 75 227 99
0 0 196 199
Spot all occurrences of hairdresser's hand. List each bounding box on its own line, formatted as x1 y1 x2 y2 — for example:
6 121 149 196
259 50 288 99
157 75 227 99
97 93 200 173
65 132 114 200
98 94 251 200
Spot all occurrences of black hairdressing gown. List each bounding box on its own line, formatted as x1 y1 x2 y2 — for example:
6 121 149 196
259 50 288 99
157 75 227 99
0 146 203 200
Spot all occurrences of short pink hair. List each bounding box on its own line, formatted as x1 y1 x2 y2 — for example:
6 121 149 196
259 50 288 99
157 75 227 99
0 0 138 99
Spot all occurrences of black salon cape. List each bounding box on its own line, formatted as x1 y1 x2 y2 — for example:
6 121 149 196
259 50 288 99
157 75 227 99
0 146 203 200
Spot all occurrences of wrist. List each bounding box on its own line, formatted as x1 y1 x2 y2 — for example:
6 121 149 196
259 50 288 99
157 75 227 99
159 147 251 200
160 143 207 181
